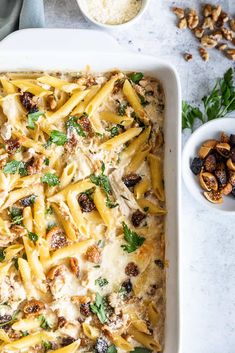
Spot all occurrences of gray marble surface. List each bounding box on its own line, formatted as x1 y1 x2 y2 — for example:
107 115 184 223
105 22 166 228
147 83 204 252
44 1 235 353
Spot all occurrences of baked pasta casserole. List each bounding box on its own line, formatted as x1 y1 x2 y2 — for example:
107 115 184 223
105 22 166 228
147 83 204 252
0 70 165 353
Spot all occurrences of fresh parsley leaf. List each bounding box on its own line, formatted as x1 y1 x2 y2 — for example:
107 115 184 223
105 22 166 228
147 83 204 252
28 231 38 243
90 163 118 209
46 206 53 215
129 72 144 84
97 239 105 248
90 293 107 324
202 68 235 121
83 187 95 197
130 348 152 353
66 116 86 137
117 101 127 116
21 331 29 337
27 111 44 130
3 160 27 176
182 101 203 130
49 130 68 146
44 158 50 166
109 126 119 137
138 93 149 107
95 277 109 288
121 222 145 253
41 173 60 186
42 341 52 351
0 248 5 262
46 222 57 231
38 315 51 330
9 207 23 225
107 345 117 353
12 257 19 270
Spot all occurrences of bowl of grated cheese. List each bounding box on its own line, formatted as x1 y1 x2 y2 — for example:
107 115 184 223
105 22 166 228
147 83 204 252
77 0 150 29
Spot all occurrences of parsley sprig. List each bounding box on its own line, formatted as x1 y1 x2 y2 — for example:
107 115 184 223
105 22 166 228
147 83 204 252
27 111 44 130
46 130 68 146
66 116 86 137
182 68 235 130
90 162 118 209
90 293 107 324
41 173 60 186
121 222 145 253
3 160 27 176
95 277 109 288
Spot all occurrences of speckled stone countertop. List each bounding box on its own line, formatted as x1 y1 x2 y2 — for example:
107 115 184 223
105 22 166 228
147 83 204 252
44 1 235 352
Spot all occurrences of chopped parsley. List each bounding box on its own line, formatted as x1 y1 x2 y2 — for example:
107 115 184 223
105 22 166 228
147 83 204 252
95 277 109 288
0 248 5 262
38 315 51 330
21 331 29 337
129 72 144 84
138 93 149 107
42 341 52 351
66 116 86 137
46 222 57 232
90 163 118 209
108 126 120 137
44 158 50 166
46 206 53 215
117 101 127 116
27 111 44 130
28 231 38 243
41 173 60 186
90 293 107 324
9 207 23 225
12 257 19 270
48 130 68 146
107 345 117 353
3 160 27 176
143 207 149 212
121 222 145 253
130 348 152 353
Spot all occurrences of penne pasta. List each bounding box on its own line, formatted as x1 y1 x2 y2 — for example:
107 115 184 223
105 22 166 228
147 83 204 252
100 127 142 150
123 79 148 123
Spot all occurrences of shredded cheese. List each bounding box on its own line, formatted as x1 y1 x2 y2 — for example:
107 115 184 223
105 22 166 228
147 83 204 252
80 0 142 25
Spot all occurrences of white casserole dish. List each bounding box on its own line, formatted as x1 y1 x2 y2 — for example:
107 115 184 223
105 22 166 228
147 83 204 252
0 29 181 353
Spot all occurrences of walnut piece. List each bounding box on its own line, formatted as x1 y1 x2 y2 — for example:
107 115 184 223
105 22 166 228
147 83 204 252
201 35 218 48
212 5 222 22
178 18 187 29
202 17 214 30
217 43 228 51
172 7 184 19
85 245 101 264
70 257 80 277
203 4 212 17
199 47 210 61
187 9 199 29
183 53 193 62
194 27 204 39
229 19 235 32
226 49 235 60
221 28 233 41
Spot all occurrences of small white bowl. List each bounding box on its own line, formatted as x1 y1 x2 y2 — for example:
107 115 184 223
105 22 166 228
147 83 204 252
182 117 235 213
76 0 150 29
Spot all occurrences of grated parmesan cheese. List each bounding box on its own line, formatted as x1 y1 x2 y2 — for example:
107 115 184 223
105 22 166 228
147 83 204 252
80 0 142 25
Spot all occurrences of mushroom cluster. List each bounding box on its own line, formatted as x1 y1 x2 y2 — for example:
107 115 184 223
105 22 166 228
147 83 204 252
190 132 235 203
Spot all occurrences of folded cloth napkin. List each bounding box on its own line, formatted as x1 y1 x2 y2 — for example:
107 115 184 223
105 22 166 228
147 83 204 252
0 0 45 41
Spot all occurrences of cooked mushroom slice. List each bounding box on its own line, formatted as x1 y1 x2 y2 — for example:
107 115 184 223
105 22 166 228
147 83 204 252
228 170 235 187
199 172 218 191
198 145 212 159
46 227 68 250
222 182 232 195
230 147 235 163
190 157 203 175
23 299 45 317
216 142 230 158
204 190 223 204
214 163 227 186
227 158 235 171
202 139 217 148
204 154 216 172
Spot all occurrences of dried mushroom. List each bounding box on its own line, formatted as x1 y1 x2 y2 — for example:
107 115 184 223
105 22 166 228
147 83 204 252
191 131 235 204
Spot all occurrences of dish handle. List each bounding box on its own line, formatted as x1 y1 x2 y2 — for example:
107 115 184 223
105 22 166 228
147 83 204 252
0 28 125 53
